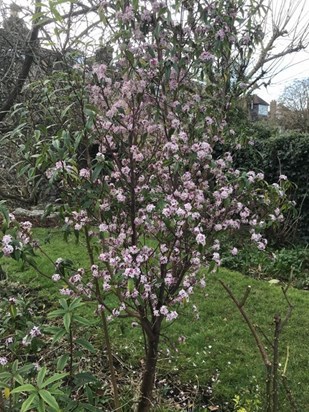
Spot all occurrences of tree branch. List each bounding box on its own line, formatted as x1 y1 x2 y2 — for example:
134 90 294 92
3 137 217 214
0 1 41 122
0 2 101 123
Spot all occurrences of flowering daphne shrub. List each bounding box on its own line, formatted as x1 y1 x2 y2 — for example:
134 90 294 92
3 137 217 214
1 1 292 411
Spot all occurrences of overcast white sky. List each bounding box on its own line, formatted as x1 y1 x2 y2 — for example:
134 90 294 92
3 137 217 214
256 0 309 103
257 48 309 104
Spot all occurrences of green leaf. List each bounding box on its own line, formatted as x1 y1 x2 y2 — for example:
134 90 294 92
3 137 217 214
39 389 59 410
19 364 34 374
10 304 17 319
49 1 62 22
63 312 72 333
47 309 66 319
68 298 84 310
73 372 98 387
207 261 216 273
38 396 46 412
125 50 135 65
56 354 69 371
37 367 47 389
0 202 10 226
21 393 37 412
92 163 104 181
76 338 96 353
59 298 68 310
132 0 138 12
85 384 94 404
60 103 75 120
51 329 66 344
14 373 24 385
127 278 134 293
0 372 12 381
74 315 92 326
11 384 37 394
41 372 68 388
83 403 100 411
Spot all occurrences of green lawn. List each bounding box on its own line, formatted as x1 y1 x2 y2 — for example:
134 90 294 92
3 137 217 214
1 228 308 411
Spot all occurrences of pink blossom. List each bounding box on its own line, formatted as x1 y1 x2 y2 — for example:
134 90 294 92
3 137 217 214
0 357 8 365
196 233 206 246
166 311 178 321
99 223 108 232
231 247 238 256
160 306 168 316
2 244 13 256
60 288 73 296
200 51 215 61
2 235 12 244
79 168 91 178
30 326 42 338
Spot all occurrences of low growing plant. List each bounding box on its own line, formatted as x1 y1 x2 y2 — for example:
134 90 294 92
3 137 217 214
223 244 309 289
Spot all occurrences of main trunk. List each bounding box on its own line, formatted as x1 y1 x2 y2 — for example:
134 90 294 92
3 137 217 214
137 332 160 412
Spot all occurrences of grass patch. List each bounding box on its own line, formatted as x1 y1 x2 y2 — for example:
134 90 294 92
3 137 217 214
165 269 309 409
1 228 308 410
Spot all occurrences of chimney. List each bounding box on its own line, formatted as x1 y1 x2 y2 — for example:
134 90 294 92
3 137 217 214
269 100 277 120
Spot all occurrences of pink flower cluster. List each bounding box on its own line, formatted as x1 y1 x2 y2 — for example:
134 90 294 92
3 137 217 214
2 234 13 256
65 210 90 231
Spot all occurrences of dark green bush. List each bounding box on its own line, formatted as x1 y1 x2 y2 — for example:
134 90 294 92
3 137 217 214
223 245 309 290
233 132 309 242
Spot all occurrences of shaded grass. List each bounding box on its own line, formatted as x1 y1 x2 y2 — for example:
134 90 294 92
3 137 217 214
2 228 309 410
165 269 309 410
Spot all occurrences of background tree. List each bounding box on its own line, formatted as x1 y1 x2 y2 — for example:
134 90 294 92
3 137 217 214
0 0 103 123
278 78 309 132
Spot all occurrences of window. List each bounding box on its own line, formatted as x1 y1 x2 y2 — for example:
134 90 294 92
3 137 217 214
258 104 268 116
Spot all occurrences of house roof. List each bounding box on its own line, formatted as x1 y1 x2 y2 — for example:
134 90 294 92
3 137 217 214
252 95 269 106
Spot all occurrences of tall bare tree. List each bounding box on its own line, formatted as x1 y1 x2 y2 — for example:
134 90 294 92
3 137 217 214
0 0 103 123
278 78 309 132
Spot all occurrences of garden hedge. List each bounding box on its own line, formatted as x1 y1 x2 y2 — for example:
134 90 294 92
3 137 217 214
232 133 309 242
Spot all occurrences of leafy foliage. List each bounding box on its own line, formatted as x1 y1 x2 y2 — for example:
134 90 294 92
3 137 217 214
233 132 309 242
223 244 309 290
278 78 309 133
